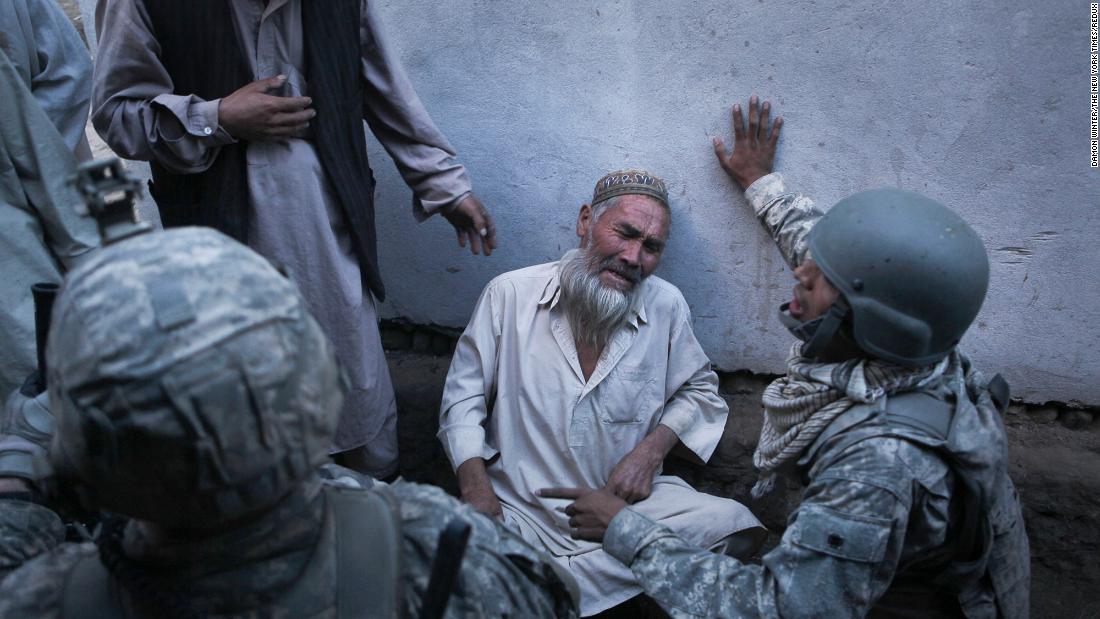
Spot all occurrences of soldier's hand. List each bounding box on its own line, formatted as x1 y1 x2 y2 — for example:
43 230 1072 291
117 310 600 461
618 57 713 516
442 194 497 256
713 95 782 191
538 487 628 542
218 75 316 141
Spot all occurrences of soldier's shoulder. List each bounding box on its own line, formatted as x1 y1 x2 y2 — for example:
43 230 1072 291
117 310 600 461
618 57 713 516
0 541 97 617
817 429 950 501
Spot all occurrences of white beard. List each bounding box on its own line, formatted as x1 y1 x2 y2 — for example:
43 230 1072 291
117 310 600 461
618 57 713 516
558 248 640 350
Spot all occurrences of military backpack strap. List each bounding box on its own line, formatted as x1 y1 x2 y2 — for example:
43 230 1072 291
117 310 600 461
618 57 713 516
881 391 954 441
61 552 126 619
879 391 993 594
328 484 404 619
985 373 1010 415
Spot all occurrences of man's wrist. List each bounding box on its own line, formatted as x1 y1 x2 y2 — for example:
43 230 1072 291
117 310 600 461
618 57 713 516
456 457 492 493
736 169 769 191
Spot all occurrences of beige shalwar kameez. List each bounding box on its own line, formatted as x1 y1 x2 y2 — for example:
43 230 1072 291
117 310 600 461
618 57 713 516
439 261 763 615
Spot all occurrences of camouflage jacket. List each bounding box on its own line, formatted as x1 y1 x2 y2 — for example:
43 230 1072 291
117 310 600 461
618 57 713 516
601 176 1029 618
0 466 577 618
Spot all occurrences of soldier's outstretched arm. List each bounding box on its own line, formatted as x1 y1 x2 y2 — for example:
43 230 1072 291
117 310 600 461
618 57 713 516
713 96 824 270
595 437 913 618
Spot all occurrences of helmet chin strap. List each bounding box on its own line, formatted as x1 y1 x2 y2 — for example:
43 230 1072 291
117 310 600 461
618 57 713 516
779 298 851 360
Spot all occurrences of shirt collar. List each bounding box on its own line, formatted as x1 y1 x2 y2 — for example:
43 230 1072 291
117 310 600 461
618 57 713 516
539 264 649 327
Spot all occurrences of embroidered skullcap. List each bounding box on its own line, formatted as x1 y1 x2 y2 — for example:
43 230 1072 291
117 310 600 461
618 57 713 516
591 169 669 208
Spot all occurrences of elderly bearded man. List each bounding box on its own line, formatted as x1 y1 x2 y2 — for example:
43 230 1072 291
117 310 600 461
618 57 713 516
438 171 765 616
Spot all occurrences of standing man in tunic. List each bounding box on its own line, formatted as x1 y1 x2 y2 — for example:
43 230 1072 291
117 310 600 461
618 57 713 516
0 0 99 402
91 0 497 479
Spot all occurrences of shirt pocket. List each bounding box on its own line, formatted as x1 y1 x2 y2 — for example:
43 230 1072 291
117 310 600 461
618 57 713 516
789 504 892 563
600 364 655 424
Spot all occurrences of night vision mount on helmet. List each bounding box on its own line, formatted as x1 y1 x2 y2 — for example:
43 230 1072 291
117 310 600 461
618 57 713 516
48 159 346 530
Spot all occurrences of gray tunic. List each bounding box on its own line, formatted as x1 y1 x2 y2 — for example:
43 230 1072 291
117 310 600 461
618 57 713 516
0 49 99 402
0 0 93 159
90 0 474 469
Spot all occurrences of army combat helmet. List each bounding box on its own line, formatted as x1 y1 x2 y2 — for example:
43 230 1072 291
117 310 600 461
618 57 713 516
48 163 344 529
797 188 990 366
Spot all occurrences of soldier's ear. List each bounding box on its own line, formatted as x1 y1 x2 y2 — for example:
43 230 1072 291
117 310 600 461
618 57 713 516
576 203 592 239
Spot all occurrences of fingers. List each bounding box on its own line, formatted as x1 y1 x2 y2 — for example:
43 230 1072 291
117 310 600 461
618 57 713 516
538 487 586 500
712 137 728 166
449 196 496 256
268 95 313 113
768 115 783 147
468 231 483 255
732 103 745 141
760 100 771 142
240 75 286 94
748 95 759 141
259 74 288 92
271 108 317 127
478 209 497 255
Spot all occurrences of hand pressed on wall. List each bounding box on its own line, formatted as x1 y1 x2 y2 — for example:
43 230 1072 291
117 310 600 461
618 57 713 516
712 94 782 191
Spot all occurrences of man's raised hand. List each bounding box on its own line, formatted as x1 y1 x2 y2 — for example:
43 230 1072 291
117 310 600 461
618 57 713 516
712 94 782 191
538 487 628 542
218 75 316 141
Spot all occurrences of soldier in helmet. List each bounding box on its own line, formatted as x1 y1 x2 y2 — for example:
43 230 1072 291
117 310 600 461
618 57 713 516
0 188 577 616
541 96 1030 618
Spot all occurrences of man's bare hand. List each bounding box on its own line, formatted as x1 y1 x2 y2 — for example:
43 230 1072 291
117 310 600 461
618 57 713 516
218 75 316 141
604 444 662 503
443 194 497 256
713 95 782 191
538 487 628 542
603 424 678 503
456 458 503 519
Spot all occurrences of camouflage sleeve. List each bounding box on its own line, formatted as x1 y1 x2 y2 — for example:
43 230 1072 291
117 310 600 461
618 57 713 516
0 498 65 581
388 481 578 618
604 440 913 618
743 173 824 270
0 539 96 618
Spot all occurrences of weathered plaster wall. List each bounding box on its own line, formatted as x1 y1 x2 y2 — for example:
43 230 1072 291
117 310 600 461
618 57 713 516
365 0 1098 405
81 1 1098 405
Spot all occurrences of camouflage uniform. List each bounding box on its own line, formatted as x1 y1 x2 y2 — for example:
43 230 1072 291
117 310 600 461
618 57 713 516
601 174 1029 618
0 467 576 617
0 226 576 617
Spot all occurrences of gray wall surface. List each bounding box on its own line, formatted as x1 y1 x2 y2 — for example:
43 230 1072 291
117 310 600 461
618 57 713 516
366 0 1097 405
81 0 1098 406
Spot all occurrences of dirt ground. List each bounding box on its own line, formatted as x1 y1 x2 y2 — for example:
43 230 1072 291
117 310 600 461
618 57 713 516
389 348 1100 619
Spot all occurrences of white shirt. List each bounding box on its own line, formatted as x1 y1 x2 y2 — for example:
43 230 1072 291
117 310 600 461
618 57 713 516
438 259 730 556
